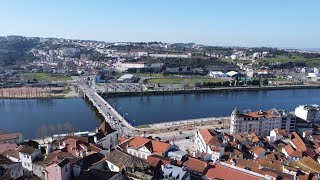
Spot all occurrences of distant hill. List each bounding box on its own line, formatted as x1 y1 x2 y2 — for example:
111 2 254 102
0 36 39 66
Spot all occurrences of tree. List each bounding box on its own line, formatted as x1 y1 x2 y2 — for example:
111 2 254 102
263 78 269 86
222 81 230 87
195 82 202 88
63 123 75 134
37 125 48 143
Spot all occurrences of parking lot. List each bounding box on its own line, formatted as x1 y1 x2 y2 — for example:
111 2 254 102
96 83 143 92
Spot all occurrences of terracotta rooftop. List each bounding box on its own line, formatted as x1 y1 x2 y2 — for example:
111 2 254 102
19 145 38 155
250 146 265 155
181 156 208 174
0 143 17 154
146 154 171 167
123 136 171 155
0 133 21 142
283 144 302 157
205 163 263 180
239 109 281 119
198 129 222 146
291 132 307 151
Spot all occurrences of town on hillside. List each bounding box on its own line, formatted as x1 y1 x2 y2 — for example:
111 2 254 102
1 36 320 99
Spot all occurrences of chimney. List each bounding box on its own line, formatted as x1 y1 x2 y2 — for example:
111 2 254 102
192 151 196 158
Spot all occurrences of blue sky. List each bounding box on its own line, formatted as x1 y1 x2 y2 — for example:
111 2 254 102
0 0 319 48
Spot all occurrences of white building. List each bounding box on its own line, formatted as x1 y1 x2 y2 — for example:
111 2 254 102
267 129 284 143
230 108 283 137
295 104 320 124
149 52 191 58
194 129 225 161
119 137 175 159
92 121 118 150
117 74 138 83
252 52 262 59
18 146 42 173
208 71 227 78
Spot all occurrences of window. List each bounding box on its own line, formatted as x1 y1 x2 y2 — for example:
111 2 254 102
24 162 27 166
28 163 30 167
65 165 68 173
111 164 114 170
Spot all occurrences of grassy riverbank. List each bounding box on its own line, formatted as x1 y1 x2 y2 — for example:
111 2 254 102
19 72 72 81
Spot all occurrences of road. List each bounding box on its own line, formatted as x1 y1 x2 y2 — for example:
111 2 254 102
77 76 134 137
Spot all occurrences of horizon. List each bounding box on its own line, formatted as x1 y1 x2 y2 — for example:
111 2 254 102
2 34 318 51
1 0 320 49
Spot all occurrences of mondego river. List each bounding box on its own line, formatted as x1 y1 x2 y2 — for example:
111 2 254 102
0 98 100 139
107 88 320 126
1 88 320 139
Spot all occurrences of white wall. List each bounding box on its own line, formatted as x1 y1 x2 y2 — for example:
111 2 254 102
95 131 118 150
127 147 151 160
19 153 33 171
106 160 120 172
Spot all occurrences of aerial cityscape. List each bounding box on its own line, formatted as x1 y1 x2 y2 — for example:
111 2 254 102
1 1 320 180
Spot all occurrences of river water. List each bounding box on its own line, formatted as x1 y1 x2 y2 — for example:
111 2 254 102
0 98 100 139
107 88 320 126
1 89 319 138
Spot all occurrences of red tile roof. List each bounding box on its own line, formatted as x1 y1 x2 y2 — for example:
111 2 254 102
250 146 265 155
0 133 21 142
205 163 263 180
146 154 171 167
240 109 280 118
124 137 171 155
198 129 222 146
291 132 307 151
0 143 17 154
283 145 302 158
182 156 207 173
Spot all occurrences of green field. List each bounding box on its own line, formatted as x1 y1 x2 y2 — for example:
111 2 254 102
20 73 72 81
260 55 320 66
146 78 225 84
133 73 164 78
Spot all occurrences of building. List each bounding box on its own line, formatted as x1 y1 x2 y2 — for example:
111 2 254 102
295 105 320 124
204 162 271 180
92 121 118 150
18 145 42 173
194 129 225 161
119 136 176 159
230 108 283 137
255 70 274 78
160 164 191 180
149 52 191 58
74 169 123 180
0 133 23 144
208 71 227 78
41 150 81 180
44 158 72 180
59 137 102 158
105 149 150 173
278 110 296 132
0 154 23 179
249 146 266 159
117 74 138 83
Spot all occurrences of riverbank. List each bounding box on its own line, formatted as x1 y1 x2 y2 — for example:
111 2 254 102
0 86 80 99
102 84 320 97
